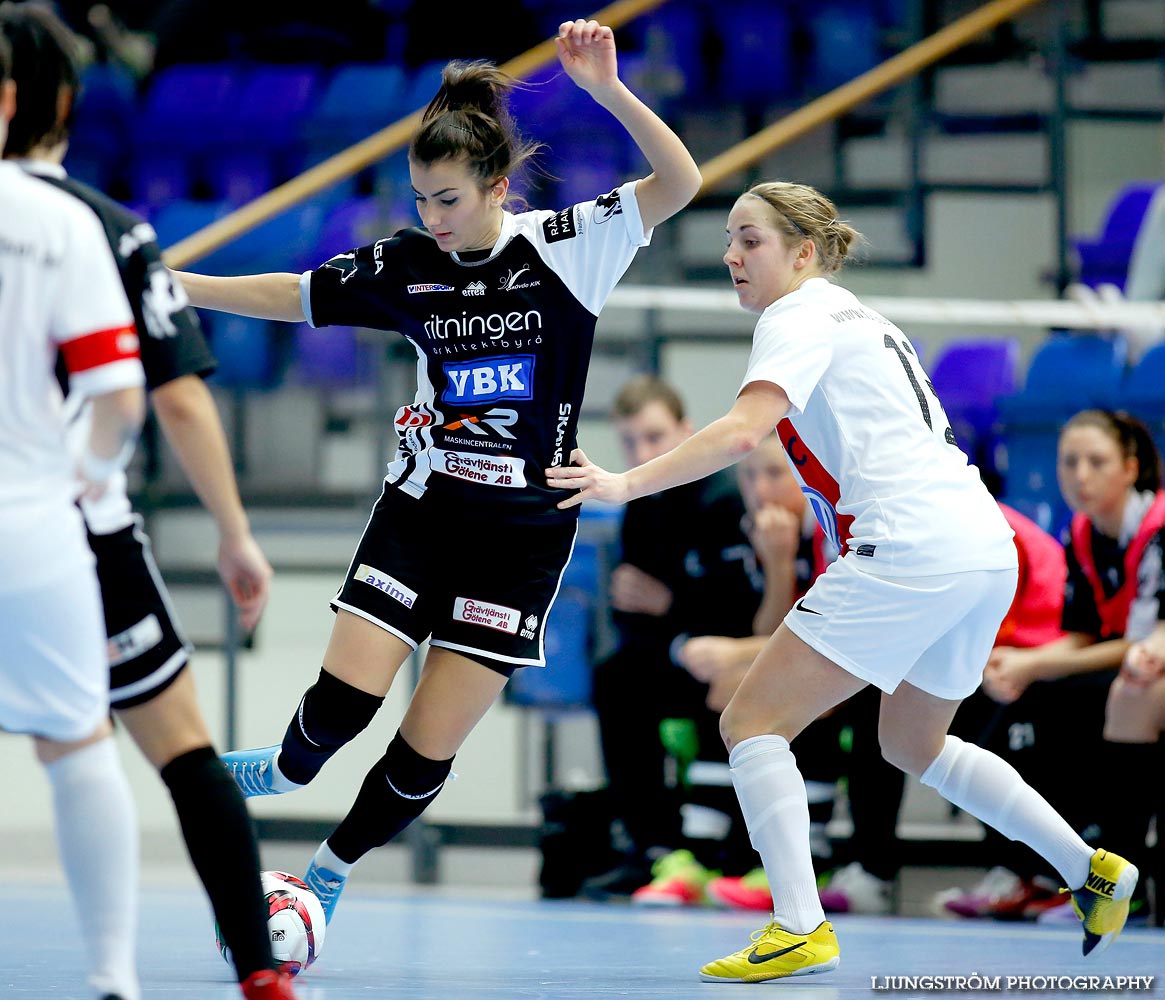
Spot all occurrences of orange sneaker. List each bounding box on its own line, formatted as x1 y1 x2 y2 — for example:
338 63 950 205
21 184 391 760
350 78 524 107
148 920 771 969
706 868 771 911
630 849 714 907
241 970 298 1000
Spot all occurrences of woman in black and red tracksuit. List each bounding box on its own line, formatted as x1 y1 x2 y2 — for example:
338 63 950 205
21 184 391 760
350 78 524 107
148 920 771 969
982 409 1163 918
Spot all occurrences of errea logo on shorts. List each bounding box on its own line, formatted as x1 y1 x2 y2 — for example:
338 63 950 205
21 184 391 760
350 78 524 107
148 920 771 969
454 597 520 633
355 564 417 608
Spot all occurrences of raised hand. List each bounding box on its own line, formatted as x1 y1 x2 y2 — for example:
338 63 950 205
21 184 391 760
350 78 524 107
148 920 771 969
545 448 629 509
556 19 618 95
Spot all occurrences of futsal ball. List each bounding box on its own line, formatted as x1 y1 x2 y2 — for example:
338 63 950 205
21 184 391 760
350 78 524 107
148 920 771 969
215 870 327 977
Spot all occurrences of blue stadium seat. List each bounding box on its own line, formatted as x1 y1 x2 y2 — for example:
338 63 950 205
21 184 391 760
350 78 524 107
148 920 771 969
715 4 795 104
1074 181 1161 291
404 60 447 111
998 428 1068 535
290 324 367 385
211 65 323 196
314 196 394 260
508 65 617 140
806 2 882 93
306 64 410 151
204 151 275 205
636 4 708 97
996 333 1127 532
223 65 322 150
200 201 327 276
1122 341 1165 457
930 337 1019 465
149 199 231 251
128 153 193 208
548 149 622 208
505 540 600 710
68 63 137 187
134 65 241 153
1123 341 1165 413
1006 331 1126 406
204 313 278 389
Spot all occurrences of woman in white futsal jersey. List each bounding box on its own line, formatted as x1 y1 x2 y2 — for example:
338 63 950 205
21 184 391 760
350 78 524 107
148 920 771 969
546 179 1138 981
0 35 146 999
176 19 700 928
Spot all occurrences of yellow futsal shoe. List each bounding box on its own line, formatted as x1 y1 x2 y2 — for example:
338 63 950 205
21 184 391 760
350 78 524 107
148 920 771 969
699 918 839 982
1069 849 1139 957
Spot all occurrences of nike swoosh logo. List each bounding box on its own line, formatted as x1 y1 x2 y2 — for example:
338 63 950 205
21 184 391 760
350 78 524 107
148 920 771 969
794 598 822 615
748 941 807 964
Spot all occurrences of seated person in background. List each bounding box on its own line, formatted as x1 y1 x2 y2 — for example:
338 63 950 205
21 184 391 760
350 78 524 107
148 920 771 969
585 375 766 903
1099 565 1165 899
677 434 905 915
932 499 1068 918
971 410 1162 921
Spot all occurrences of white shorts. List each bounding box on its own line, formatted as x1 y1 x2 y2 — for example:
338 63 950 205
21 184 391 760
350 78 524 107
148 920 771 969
783 554 1019 701
0 508 110 742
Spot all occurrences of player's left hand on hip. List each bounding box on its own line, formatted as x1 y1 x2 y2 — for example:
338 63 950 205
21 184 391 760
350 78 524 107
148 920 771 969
545 448 626 508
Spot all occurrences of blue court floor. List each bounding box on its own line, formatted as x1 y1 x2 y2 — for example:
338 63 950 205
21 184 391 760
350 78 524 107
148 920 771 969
4 883 1160 999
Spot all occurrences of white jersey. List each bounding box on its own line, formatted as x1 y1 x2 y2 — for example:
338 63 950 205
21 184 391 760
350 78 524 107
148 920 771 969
0 161 143 511
740 277 1014 577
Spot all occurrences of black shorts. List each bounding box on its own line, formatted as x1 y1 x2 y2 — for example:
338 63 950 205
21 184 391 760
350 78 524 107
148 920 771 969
89 519 191 710
332 485 578 675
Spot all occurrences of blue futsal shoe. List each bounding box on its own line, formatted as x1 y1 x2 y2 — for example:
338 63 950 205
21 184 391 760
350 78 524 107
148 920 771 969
304 859 347 925
221 745 284 797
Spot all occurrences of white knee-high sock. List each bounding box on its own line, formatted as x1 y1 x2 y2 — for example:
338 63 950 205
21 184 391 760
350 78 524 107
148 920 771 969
920 735 1092 890
46 737 140 1000
729 735 826 933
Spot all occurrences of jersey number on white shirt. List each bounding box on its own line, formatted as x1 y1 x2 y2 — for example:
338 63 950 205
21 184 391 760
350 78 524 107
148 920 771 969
883 334 957 446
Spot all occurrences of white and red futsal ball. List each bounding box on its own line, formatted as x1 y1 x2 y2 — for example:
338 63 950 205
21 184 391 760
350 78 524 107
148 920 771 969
215 870 326 976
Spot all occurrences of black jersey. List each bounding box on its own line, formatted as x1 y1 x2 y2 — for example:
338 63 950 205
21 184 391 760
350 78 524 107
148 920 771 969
22 161 217 534
26 164 217 393
1062 525 1165 640
304 182 651 523
615 470 764 651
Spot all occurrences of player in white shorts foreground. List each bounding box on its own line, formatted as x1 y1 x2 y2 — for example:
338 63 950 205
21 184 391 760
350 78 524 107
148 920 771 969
0 39 147 1000
547 179 1138 981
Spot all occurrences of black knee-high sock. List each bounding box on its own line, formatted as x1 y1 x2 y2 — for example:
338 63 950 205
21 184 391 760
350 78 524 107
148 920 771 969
1097 740 1157 876
278 668 385 785
162 746 272 982
328 731 454 864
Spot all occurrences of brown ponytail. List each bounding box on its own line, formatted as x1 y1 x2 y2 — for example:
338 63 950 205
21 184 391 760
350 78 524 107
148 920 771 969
410 60 541 195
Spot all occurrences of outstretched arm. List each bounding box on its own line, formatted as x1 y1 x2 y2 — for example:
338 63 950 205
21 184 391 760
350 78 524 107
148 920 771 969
172 270 305 322
556 19 701 230
547 381 789 508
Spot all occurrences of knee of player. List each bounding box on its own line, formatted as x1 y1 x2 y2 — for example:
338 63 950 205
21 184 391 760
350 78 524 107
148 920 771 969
382 730 454 802
719 704 758 753
300 668 385 749
878 733 936 776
